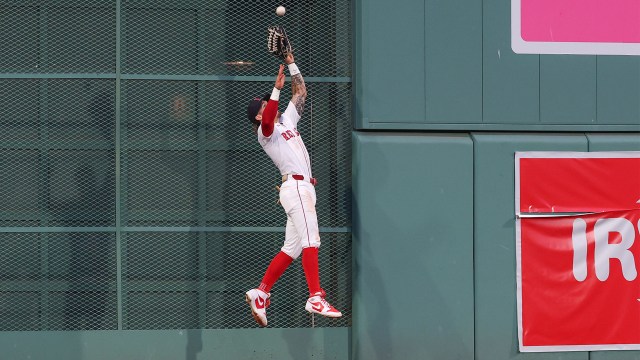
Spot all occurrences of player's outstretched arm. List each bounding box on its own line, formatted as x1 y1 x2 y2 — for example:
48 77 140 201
285 53 307 116
260 64 285 137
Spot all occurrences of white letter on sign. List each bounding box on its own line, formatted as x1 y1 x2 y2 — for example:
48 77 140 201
572 218 588 282
594 218 637 281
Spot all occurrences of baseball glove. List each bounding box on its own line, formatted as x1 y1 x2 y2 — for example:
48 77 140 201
267 25 293 60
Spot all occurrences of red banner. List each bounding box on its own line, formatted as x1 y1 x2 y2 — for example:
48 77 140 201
516 152 640 352
518 156 640 214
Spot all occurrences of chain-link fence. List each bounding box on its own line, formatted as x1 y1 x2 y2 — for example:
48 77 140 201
0 0 351 330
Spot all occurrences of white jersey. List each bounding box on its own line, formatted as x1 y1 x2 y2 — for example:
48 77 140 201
258 101 312 178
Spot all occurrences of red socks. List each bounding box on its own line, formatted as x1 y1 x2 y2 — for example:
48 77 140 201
302 247 321 295
259 251 293 292
259 248 321 295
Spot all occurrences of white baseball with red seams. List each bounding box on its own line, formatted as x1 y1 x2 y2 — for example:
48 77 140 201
258 101 319 258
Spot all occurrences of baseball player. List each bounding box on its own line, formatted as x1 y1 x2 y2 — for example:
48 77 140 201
244 53 342 327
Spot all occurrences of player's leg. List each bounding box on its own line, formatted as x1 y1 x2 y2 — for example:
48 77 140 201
245 206 300 327
260 219 296 293
246 248 294 327
281 216 303 260
279 180 342 317
279 180 320 248
301 246 341 318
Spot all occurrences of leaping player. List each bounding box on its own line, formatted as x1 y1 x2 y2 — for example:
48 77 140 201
245 52 342 327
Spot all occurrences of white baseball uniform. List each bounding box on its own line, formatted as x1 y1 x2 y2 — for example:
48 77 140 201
258 101 320 259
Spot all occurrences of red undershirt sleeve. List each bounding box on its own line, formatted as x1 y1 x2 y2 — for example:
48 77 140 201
260 100 278 137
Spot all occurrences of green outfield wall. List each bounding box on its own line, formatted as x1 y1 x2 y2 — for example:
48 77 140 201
353 0 640 357
355 0 640 132
352 133 640 360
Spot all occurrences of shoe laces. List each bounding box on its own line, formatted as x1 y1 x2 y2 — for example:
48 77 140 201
262 292 271 308
319 297 332 309
254 290 271 308
310 293 333 310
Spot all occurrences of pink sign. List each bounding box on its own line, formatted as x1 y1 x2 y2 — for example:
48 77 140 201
512 0 640 55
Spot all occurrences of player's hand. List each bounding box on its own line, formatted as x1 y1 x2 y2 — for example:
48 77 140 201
284 53 294 65
275 64 285 90
275 185 281 204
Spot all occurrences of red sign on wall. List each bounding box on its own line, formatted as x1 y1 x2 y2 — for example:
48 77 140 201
516 151 640 352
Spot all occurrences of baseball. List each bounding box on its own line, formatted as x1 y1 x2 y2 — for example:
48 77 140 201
276 6 286 16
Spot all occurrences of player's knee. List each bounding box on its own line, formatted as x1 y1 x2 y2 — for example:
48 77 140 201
302 236 321 249
301 242 320 251
281 245 302 260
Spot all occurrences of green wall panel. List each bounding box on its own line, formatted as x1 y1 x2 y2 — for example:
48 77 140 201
356 0 425 125
352 133 474 360
587 133 640 151
356 0 639 131
0 328 349 360
472 133 588 360
540 56 597 124
596 58 640 125
592 353 640 360
482 0 540 124
425 0 482 124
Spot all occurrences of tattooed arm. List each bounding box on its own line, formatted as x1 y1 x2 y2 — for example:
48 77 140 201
284 53 307 116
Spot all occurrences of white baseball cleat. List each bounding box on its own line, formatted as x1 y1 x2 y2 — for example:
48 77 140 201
245 289 270 327
305 290 342 318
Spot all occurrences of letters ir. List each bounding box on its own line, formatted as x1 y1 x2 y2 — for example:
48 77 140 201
572 218 639 282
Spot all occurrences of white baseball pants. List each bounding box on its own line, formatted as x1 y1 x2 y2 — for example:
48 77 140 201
278 178 321 259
